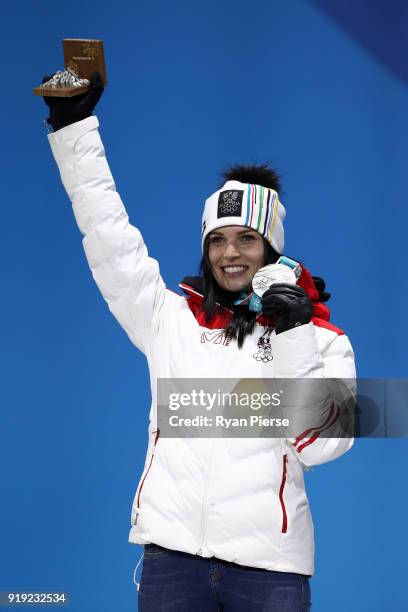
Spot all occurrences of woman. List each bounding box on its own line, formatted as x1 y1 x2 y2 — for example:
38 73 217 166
42 72 355 611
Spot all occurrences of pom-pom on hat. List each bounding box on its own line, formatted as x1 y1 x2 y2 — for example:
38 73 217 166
201 180 286 254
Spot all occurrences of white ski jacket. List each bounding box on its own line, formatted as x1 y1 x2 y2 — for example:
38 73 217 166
48 116 356 576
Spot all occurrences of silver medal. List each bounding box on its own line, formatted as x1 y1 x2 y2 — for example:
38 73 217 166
252 264 297 297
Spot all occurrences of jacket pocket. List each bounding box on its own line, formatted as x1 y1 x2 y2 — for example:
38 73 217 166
136 428 160 509
279 454 288 533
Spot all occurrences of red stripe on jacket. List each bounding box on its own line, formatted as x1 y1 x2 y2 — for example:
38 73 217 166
294 404 340 454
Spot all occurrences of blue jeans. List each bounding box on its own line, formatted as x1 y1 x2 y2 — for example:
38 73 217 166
138 544 312 611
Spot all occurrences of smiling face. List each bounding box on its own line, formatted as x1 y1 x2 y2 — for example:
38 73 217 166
208 226 265 292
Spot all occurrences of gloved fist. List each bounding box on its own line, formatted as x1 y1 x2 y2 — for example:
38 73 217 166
261 283 313 335
42 70 104 131
311 276 331 303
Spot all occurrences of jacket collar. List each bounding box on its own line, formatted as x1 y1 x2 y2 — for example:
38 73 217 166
179 263 331 323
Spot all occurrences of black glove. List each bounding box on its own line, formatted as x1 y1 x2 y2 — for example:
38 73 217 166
261 283 313 335
311 276 331 303
42 70 104 131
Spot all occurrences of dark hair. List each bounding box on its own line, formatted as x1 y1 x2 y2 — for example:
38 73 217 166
199 236 279 348
220 163 282 193
198 163 283 347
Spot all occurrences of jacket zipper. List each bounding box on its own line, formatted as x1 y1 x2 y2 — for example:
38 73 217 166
136 428 160 509
196 439 216 556
279 454 288 533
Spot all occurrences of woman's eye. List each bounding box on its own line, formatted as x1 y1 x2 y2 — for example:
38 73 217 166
241 235 255 242
210 236 223 244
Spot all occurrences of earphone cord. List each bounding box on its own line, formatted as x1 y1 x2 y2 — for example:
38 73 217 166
133 550 145 591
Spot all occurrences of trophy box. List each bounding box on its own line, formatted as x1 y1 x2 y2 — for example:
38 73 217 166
33 39 107 97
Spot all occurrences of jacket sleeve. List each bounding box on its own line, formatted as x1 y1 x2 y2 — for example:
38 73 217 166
272 323 356 467
48 116 166 355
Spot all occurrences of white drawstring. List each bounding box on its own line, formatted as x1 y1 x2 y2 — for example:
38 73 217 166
133 549 145 591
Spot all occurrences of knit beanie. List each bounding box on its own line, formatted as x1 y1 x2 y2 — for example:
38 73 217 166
201 180 286 254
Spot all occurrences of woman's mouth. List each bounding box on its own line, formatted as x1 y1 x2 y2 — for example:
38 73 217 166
221 265 248 278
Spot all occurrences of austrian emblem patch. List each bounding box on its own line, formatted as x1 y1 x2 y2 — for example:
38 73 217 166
217 190 243 218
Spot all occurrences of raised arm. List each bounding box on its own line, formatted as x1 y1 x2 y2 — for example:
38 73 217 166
43 72 166 354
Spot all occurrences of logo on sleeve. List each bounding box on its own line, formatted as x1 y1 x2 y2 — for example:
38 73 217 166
217 190 243 218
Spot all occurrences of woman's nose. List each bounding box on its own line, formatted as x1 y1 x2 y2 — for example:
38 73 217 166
223 242 240 258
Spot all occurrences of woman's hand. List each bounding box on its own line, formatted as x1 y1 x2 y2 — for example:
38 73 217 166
42 70 104 131
261 283 313 334
311 275 331 302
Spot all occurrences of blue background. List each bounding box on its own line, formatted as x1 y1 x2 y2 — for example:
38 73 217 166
1 1 407 610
